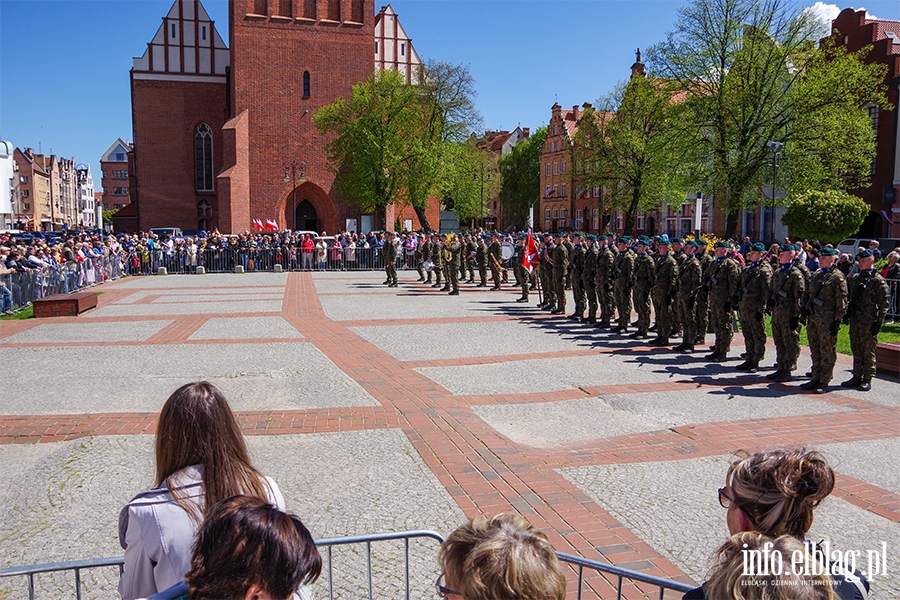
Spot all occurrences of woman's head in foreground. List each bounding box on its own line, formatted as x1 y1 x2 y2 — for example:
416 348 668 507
187 495 321 600
438 512 566 600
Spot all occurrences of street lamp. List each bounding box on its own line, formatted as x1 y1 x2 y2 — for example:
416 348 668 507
766 140 783 244
474 163 491 230
282 160 307 230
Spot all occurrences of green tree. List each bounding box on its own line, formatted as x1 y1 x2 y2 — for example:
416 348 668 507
578 77 690 236
781 189 869 243
649 0 888 238
439 139 497 224
313 69 422 230
102 208 117 225
498 127 547 230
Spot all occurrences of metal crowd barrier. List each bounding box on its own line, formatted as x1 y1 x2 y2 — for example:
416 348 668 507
3 254 127 312
0 530 694 600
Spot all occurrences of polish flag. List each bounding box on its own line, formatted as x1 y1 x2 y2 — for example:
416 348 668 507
523 230 538 274
547 188 556 197
252 219 265 232
265 219 279 232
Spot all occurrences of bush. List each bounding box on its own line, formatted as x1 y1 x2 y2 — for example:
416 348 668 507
781 189 869 244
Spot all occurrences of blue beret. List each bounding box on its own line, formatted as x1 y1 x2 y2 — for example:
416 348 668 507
750 242 767 252
658 234 671 245
856 249 874 259
820 247 839 256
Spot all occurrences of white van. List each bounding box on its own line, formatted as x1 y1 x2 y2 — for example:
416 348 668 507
149 227 183 239
836 237 900 257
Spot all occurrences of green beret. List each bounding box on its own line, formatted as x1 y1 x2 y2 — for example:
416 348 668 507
750 242 767 252
637 236 651 246
573 232 584 238
618 236 632 244
697 239 709 246
685 240 699 248
597 235 608 241
607 232 617 238
820 247 839 256
657 234 671 245
586 234 597 241
856 249 874 259
714 241 731 249
672 237 684 244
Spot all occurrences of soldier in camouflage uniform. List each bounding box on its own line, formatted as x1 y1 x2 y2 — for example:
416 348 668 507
670 238 686 336
382 231 398 287
841 249 890 392
550 233 569 315
488 233 503 290
735 242 772 373
650 235 678 346
799 247 847 393
415 234 428 282
767 244 806 382
582 234 599 323
610 236 635 333
475 236 488 287
569 232 586 319
706 241 741 362
464 234 477 283
539 235 556 310
674 240 702 353
440 233 453 292
631 236 655 340
596 235 616 328
563 234 575 290
695 239 713 345
421 234 434 283
429 233 443 288
514 235 529 303
445 233 462 295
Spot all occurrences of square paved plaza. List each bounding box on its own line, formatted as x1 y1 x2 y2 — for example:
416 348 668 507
1 270 898 598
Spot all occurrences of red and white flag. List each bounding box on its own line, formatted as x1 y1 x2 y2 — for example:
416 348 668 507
523 230 538 274
265 219 279 232
252 219 264 232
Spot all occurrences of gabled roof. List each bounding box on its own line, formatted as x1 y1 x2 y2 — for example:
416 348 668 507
476 131 513 153
101 139 132 163
133 0 229 76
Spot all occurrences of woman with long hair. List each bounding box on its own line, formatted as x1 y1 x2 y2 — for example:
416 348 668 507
118 382 285 600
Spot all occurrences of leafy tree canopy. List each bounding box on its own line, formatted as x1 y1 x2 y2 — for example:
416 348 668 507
498 127 547 230
781 189 869 243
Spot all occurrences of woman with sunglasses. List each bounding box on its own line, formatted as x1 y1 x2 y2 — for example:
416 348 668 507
436 513 565 600
683 448 868 599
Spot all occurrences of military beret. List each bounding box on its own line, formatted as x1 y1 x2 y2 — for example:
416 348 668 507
697 239 709 246
586 234 597 241
573 231 584 238
607 232 617 238
658 234 671 245
597 235 608 241
820 247 839 256
714 241 731 249
543 234 553 240
517 234 526 241
780 243 799 252
672 237 684 244
637 236 651 246
856 249 874 259
618 236 632 244
561 232 570 238
685 240 699 248
750 242 767 252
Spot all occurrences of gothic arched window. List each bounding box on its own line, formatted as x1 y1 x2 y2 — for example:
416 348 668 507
195 124 213 191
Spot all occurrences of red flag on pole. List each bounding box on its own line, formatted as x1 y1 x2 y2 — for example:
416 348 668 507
523 229 538 274
265 219 279 232
253 219 264 232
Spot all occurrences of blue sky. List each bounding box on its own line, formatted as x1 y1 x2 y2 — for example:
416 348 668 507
2 0 898 189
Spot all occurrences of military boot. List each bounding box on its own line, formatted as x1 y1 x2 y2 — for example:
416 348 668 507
840 376 861 388
799 380 820 391
858 379 872 392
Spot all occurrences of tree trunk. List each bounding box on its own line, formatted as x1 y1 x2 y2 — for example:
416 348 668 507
375 205 387 231
413 205 431 232
724 210 738 240
623 186 641 236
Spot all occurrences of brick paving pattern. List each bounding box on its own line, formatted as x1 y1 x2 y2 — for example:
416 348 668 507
1 270 898 599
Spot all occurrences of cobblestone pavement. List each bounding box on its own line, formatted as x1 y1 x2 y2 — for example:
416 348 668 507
1 270 898 599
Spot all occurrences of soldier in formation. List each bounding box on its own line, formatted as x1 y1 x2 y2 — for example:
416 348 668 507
673 240 702 353
841 249 889 392
705 241 740 362
735 242 772 373
596 235 617 328
649 235 678 346
630 237 655 339
569 233 586 320
381 231 398 288
582 234 599 323
800 247 847 394
488 233 503 290
611 236 635 333
768 244 806 382
550 233 569 315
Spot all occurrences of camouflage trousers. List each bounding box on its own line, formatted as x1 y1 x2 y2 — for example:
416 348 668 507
771 309 801 371
572 276 586 314
651 287 674 339
677 293 697 347
477 263 487 286
808 318 838 383
598 280 615 324
385 263 397 285
614 283 632 328
584 280 598 318
739 305 767 363
849 320 878 381
695 294 710 343
632 285 652 333
710 294 735 355
553 271 567 311
540 267 556 306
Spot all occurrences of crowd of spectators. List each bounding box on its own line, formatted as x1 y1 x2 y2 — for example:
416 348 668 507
2 228 899 320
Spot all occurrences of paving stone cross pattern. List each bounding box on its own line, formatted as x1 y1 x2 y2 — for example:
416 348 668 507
1 271 898 599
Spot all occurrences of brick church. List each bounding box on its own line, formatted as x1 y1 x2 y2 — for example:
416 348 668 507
130 0 436 234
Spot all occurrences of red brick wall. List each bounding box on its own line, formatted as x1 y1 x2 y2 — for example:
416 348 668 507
131 77 227 232
229 0 375 234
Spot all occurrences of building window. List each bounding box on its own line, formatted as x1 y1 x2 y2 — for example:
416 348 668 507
544 209 550 218
545 164 550 177
113 170 129 178
327 0 340 21
560 184 566 196
401 43 405 56
554 125 558 135
560 208 568 220
545 219 551 230
195 123 214 192
20 175 28 183
202 26 207 41
553 162 558 175
113 187 129 195
561 161 566 174
303 71 310 98
22 189 29 197
375 41 379 54
552 208 558 219
171 23 176 38
593 186 600 197
116 153 125 161
351 0 364 23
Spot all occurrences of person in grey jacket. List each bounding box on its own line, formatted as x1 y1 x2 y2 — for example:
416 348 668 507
118 382 286 600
